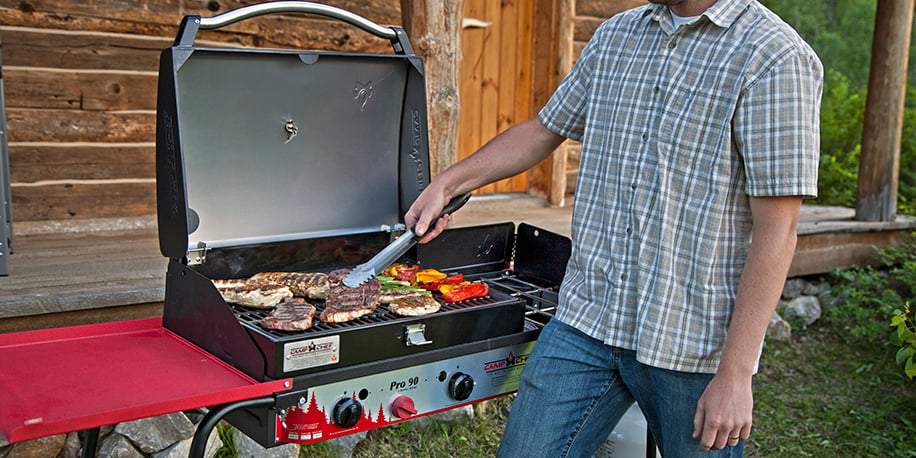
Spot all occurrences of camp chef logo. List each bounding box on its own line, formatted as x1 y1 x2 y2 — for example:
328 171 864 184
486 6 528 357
289 341 335 356
483 351 530 373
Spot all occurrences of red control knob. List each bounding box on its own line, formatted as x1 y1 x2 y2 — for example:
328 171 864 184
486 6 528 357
390 394 418 419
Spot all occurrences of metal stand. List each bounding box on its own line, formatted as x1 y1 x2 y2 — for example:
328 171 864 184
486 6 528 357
0 34 13 276
189 397 276 458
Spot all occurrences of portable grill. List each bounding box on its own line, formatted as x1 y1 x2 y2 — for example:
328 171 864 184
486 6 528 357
153 2 572 449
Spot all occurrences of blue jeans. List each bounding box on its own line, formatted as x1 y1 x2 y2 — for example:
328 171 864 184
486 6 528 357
498 319 745 457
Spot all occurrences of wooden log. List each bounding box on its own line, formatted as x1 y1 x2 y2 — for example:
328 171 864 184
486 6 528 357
3 68 158 111
855 0 914 221
401 0 465 176
6 108 155 143
0 27 168 70
576 0 646 18
8 143 154 183
10 181 156 220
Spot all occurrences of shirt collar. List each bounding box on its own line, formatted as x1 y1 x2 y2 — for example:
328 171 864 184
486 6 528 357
646 0 753 29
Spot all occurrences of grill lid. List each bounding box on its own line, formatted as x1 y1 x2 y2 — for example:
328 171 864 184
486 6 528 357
156 3 430 261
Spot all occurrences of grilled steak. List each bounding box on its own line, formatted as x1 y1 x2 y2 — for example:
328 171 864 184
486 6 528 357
260 298 317 331
212 279 293 308
388 293 441 317
249 271 330 299
320 270 381 323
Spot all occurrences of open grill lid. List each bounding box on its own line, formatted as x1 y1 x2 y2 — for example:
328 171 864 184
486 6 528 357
156 2 430 262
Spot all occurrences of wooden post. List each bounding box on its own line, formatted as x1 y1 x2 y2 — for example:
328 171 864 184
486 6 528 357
401 0 466 177
855 0 914 221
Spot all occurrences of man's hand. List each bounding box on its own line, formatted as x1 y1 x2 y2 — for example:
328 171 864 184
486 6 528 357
404 184 453 243
692 371 753 451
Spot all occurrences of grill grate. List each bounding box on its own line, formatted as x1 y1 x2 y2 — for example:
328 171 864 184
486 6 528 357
483 271 559 325
231 293 506 340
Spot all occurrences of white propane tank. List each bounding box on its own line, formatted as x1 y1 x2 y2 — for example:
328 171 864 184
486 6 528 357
592 403 659 458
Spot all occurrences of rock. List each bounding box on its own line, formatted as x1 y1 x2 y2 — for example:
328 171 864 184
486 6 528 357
97 434 143 458
803 281 831 296
115 412 195 453
57 432 81 458
2 434 66 458
767 311 792 341
780 295 822 328
410 405 475 427
233 429 299 458
152 428 222 458
321 431 367 458
781 278 808 300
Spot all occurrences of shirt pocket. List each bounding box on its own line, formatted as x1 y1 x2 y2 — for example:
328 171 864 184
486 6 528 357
656 81 735 162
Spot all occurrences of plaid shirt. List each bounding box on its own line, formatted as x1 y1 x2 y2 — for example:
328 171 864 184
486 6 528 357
541 0 822 373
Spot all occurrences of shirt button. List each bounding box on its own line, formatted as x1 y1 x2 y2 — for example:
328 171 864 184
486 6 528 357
626 227 633 235
668 40 677 49
620 273 629 281
631 183 637 190
641 133 648 142
654 85 660 93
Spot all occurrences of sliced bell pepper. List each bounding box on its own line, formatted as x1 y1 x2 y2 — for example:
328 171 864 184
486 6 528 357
441 281 489 302
422 273 464 291
414 269 448 285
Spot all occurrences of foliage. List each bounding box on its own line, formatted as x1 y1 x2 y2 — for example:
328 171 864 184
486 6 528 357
891 302 916 379
826 232 916 342
761 0 916 216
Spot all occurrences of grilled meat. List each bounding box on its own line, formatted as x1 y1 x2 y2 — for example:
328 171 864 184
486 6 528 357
320 270 381 323
249 271 330 299
212 279 293 308
260 298 317 331
387 293 441 317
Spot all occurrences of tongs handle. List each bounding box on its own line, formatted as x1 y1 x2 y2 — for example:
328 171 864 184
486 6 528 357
175 1 413 54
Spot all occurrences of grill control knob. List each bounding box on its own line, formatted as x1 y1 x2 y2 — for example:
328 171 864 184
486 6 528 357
448 373 475 401
332 398 363 428
390 394 418 419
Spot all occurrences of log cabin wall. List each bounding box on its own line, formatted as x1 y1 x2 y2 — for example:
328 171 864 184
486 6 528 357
0 0 400 226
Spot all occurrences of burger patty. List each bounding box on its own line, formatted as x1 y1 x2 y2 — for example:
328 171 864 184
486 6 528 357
260 298 317 331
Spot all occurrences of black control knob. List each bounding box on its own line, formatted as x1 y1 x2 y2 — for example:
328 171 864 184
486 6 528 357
448 373 475 401
332 398 363 428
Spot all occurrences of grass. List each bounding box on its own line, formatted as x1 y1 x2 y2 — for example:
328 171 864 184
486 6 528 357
215 317 916 457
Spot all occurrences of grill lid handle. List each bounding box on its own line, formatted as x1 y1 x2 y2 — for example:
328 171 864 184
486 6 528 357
175 1 413 54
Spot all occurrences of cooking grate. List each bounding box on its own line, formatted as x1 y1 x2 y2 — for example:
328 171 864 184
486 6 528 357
483 271 559 325
231 294 508 340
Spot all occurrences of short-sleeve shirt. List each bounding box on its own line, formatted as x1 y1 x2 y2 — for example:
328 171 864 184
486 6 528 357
540 0 823 373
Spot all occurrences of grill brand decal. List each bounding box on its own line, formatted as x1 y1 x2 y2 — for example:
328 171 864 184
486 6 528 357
283 335 340 372
353 81 373 111
410 108 425 188
483 351 529 374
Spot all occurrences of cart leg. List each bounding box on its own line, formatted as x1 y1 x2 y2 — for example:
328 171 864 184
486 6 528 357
80 427 100 458
190 397 276 458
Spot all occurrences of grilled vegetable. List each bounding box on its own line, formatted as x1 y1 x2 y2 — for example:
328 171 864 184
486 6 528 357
440 281 489 302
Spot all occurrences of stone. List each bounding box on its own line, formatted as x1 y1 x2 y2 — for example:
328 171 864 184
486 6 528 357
115 412 195 453
780 295 822 328
97 434 143 458
767 311 792 341
781 278 808 300
152 428 222 458
2 434 65 458
321 431 367 458
233 429 299 458
803 281 831 296
58 432 82 458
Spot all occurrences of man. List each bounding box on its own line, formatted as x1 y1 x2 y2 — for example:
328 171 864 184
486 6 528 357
406 0 822 456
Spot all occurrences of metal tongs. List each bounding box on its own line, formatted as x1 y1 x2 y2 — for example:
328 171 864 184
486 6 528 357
341 193 472 287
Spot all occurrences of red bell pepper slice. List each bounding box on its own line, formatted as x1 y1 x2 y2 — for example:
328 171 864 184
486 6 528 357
441 281 489 302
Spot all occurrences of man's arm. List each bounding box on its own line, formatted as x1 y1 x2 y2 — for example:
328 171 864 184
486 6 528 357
406 117 566 241
693 195 803 451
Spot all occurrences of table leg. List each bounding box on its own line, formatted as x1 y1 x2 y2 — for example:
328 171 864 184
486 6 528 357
189 396 276 458
81 427 100 458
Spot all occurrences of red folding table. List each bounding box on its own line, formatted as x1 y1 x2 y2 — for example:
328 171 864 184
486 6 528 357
0 318 292 457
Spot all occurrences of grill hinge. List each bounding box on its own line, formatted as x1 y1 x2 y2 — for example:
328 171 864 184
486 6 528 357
187 247 208 265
